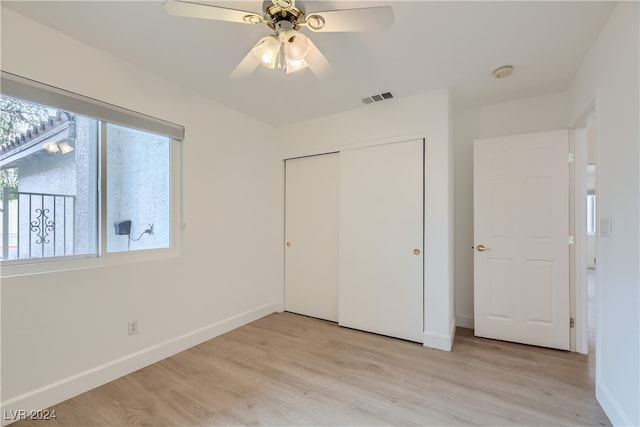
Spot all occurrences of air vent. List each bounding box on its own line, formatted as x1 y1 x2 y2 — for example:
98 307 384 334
362 91 394 105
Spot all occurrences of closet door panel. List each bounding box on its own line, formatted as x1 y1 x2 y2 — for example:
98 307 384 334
339 140 424 342
284 153 339 322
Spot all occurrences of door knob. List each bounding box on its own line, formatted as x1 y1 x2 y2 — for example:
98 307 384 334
286 241 292 247
413 249 421 256
476 244 490 252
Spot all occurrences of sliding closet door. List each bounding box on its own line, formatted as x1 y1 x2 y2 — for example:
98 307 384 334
339 140 424 342
284 153 339 322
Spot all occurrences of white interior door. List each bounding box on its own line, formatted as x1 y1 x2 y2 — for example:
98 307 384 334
474 130 570 350
284 153 339 322
339 140 424 343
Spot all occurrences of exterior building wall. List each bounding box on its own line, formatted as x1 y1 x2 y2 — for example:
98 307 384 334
106 124 170 252
73 117 98 257
12 115 98 259
7 112 169 260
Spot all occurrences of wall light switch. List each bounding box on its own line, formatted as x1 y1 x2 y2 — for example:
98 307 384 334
599 218 612 238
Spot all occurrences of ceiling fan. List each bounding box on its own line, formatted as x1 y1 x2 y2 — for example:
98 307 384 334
164 0 394 78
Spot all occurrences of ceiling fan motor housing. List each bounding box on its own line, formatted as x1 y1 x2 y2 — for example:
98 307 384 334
264 0 305 30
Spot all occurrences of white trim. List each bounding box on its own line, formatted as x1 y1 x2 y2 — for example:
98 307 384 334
572 127 589 354
423 321 456 352
596 382 634 426
571 105 596 356
281 133 427 161
0 302 282 427
455 314 474 330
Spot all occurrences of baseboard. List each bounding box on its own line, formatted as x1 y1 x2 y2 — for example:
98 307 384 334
455 313 474 329
423 321 456 352
596 381 635 426
1 301 282 427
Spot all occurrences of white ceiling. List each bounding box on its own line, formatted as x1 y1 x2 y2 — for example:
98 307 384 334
3 1 616 126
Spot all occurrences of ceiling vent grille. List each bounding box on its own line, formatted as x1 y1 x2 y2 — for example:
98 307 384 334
362 91 394 105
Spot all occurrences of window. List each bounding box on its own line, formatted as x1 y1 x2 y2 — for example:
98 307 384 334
106 124 171 253
587 193 596 236
0 72 183 265
0 100 98 261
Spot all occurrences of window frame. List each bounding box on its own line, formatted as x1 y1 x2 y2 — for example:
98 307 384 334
1 72 184 277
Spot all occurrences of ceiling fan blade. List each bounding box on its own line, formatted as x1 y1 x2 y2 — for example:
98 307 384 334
230 49 260 78
164 0 263 25
304 38 332 78
303 6 394 32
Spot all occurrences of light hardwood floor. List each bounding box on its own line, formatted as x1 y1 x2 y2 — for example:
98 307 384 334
14 312 609 426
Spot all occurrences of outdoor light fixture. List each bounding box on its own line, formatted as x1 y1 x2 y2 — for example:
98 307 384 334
43 141 74 154
44 143 59 153
58 142 74 154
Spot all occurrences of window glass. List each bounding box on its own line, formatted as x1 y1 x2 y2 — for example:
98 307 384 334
106 124 171 252
0 96 98 261
1 90 178 265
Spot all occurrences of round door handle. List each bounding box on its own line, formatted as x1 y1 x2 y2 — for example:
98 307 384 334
476 244 490 252
413 249 421 256
286 241 292 247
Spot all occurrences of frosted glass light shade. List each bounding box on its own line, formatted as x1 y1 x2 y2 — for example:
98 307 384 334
283 30 309 61
252 36 280 69
286 57 309 73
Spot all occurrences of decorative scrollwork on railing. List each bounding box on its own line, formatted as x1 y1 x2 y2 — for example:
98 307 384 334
31 208 55 245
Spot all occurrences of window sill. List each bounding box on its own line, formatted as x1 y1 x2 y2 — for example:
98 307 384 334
0 247 181 279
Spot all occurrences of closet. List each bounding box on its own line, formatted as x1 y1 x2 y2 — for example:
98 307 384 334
284 139 424 342
284 153 340 322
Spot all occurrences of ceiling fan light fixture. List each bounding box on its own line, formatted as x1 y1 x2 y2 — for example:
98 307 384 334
283 29 309 61
164 0 395 79
285 57 308 73
252 35 281 69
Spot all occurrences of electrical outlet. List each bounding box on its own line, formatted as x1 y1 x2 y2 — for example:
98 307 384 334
128 320 139 336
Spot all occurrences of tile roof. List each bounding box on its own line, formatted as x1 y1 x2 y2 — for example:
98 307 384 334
0 111 73 160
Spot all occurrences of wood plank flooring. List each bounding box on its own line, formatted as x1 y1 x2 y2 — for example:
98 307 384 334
13 312 610 426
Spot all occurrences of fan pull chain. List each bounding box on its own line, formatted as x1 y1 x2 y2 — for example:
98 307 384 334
278 42 285 70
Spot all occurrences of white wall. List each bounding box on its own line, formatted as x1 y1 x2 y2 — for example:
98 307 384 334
453 91 571 328
454 5 639 423
569 2 639 425
278 89 455 351
3 2 637 425
1 7 284 419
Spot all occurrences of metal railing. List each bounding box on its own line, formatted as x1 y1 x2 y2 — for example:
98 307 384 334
1 187 76 261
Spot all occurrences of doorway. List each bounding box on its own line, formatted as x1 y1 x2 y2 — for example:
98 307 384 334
473 129 571 350
573 111 597 354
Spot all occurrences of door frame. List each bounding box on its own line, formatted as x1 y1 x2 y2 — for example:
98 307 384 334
571 107 596 354
282 133 454 351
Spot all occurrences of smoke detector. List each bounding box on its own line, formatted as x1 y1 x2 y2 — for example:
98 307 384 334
493 65 514 79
